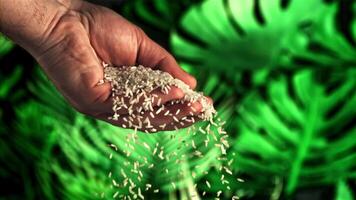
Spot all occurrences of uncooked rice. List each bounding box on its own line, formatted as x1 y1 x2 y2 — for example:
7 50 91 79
101 64 241 199
102 65 216 131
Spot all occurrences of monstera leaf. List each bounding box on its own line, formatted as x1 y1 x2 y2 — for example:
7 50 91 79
282 1 356 68
171 0 332 74
121 0 203 47
122 0 202 32
228 69 356 198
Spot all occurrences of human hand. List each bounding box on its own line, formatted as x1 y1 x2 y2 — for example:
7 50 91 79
0 0 210 132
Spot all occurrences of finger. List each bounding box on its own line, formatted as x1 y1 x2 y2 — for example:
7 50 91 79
158 96 213 131
157 101 203 131
100 114 201 133
91 86 185 116
99 112 199 133
97 100 204 132
163 116 201 131
136 32 197 89
161 101 203 123
206 96 214 105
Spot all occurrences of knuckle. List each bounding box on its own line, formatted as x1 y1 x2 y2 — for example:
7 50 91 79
191 102 203 113
206 97 213 104
134 26 148 44
171 87 184 99
134 26 146 36
190 78 197 89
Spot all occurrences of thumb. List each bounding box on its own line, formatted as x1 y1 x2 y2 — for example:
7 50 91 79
136 29 197 89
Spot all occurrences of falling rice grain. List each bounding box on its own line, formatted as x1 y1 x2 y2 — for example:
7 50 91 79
138 188 144 200
143 142 151 150
145 184 152 191
171 182 176 189
113 191 119 198
158 150 164 160
206 181 211 188
102 64 234 200
224 167 233 175
237 178 245 182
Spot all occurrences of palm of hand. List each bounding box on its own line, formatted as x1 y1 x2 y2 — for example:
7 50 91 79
35 2 201 131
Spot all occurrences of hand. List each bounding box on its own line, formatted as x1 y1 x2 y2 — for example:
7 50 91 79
1 0 209 132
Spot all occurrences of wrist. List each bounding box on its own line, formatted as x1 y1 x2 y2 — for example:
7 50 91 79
0 0 70 56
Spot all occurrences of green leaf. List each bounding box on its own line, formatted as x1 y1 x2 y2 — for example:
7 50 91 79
171 0 331 73
336 180 354 200
0 66 23 98
122 0 203 32
282 1 356 68
231 69 356 196
0 34 14 58
28 67 76 123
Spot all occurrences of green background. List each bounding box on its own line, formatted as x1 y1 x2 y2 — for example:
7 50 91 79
0 0 355 199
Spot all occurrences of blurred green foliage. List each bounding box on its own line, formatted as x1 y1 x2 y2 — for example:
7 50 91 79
232 69 356 195
0 34 14 58
0 0 355 199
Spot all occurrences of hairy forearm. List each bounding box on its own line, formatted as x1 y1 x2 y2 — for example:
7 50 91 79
0 0 73 55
